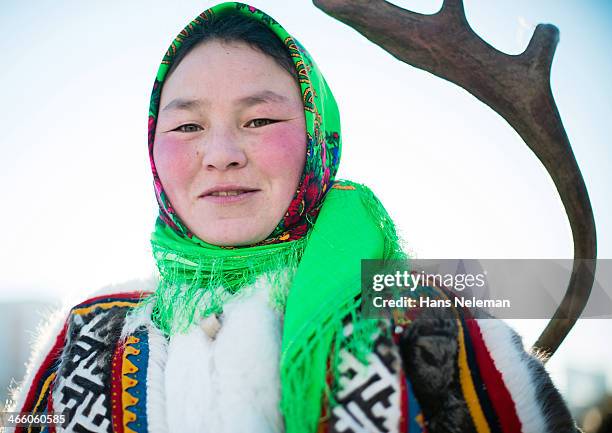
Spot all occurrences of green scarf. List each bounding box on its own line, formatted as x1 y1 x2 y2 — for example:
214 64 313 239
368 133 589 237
144 3 406 432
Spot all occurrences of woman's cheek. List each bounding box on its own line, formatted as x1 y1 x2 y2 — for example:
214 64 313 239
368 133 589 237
153 135 199 191
252 123 306 177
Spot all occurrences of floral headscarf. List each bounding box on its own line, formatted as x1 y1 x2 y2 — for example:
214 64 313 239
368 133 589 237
147 2 342 245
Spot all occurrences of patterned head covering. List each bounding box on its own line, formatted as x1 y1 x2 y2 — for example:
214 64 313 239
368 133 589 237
147 2 342 245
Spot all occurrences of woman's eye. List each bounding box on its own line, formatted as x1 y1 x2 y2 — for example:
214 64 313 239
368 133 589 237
174 124 202 133
245 118 277 128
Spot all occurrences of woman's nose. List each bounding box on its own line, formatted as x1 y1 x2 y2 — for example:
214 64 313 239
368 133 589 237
200 129 247 171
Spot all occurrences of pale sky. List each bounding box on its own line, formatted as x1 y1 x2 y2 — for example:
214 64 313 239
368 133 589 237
1 0 611 400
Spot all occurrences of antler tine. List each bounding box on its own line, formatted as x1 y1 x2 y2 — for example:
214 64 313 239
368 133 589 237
522 23 559 72
439 0 466 21
314 0 597 359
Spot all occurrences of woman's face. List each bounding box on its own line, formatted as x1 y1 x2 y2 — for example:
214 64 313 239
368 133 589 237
153 40 306 246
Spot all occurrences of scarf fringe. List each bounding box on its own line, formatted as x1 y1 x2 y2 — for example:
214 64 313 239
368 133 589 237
141 234 308 336
281 180 409 433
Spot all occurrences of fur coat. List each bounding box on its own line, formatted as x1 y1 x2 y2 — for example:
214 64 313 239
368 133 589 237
4 275 578 433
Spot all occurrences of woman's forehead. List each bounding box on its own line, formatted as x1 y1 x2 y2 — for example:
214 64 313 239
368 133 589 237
166 40 289 82
159 43 302 110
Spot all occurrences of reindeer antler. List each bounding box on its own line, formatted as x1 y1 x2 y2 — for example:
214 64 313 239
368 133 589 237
313 0 597 358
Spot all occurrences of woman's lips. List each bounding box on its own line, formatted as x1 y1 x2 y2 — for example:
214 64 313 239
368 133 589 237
200 189 260 204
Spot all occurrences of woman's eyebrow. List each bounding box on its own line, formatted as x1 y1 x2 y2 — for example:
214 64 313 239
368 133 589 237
161 90 288 113
236 90 288 108
161 98 205 112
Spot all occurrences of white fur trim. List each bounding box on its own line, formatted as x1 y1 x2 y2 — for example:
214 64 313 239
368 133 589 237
165 325 212 433
164 274 283 433
121 298 155 341
477 319 546 433
146 323 169 433
213 276 283 433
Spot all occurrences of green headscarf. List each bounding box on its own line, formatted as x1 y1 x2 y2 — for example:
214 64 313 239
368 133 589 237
144 3 405 432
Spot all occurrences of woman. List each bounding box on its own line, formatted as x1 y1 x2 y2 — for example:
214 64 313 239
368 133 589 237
6 2 578 433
